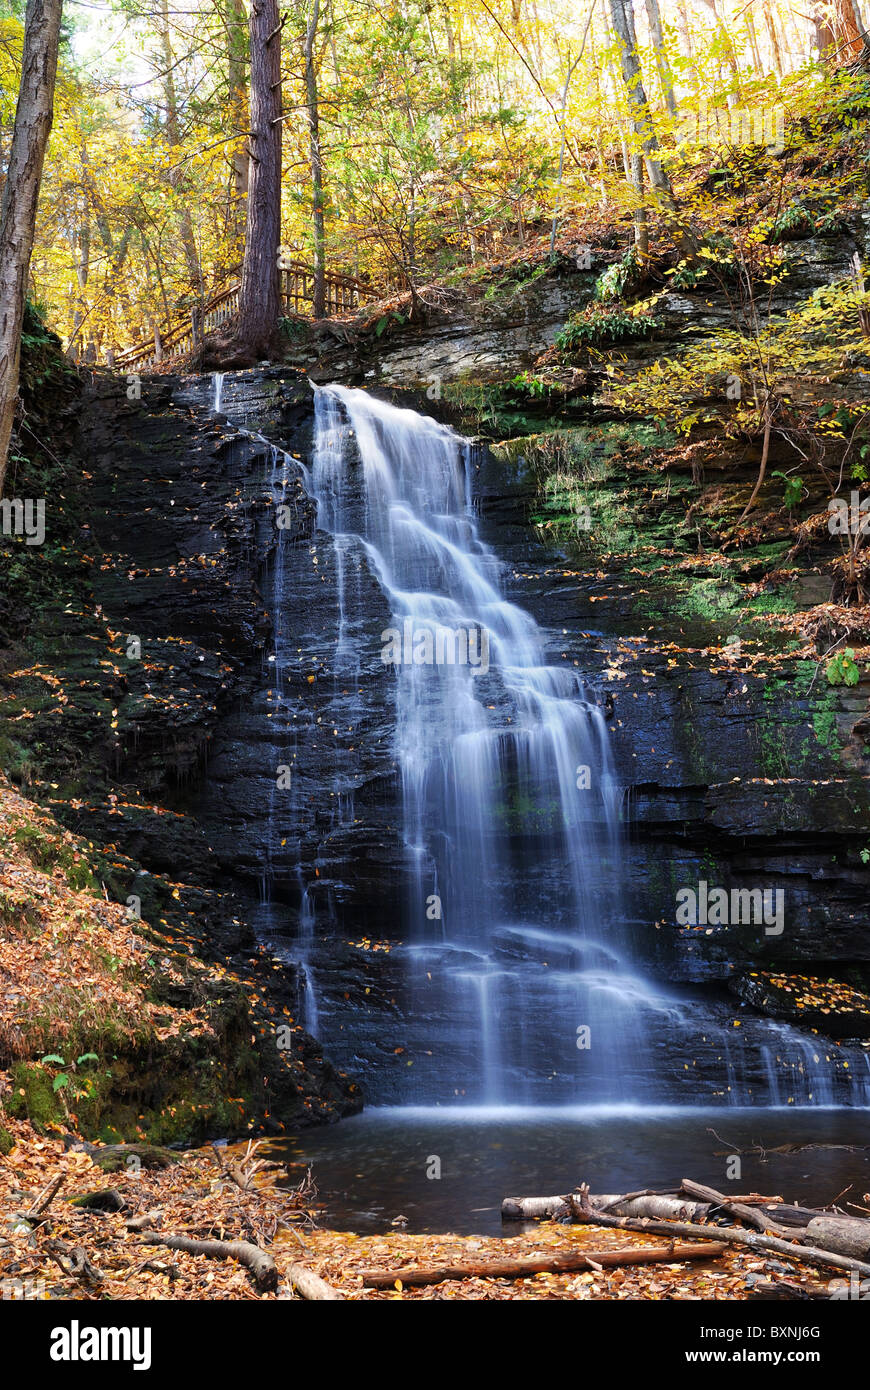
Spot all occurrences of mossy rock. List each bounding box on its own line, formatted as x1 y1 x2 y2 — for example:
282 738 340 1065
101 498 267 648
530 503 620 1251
68 1188 126 1210
65 1140 178 1172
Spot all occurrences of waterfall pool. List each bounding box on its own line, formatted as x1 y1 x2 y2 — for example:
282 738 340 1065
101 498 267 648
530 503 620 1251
270 1105 870 1236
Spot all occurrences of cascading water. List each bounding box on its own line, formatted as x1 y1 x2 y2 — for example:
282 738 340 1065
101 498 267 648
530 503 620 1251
305 384 656 1102
212 371 869 1108
209 371 321 1034
301 384 870 1108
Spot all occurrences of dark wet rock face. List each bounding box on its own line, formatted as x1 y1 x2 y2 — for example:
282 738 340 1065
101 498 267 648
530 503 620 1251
2 366 362 1133
308 227 865 401
731 972 870 1042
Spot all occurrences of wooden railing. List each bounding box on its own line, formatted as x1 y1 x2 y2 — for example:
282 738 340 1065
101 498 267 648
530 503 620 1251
115 261 377 371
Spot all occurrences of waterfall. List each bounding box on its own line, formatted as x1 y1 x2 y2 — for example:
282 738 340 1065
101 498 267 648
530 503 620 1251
304 384 664 1102
301 384 870 1108
211 371 870 1107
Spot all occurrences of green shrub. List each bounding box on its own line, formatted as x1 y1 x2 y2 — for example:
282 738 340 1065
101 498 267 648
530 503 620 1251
556 302 659 351
826 648 862 686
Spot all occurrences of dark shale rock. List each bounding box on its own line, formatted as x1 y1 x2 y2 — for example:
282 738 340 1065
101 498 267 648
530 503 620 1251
731 972 870 1041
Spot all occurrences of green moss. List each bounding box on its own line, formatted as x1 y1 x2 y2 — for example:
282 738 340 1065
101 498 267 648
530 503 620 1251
518 421 677 550
7 1062 64 1131
493 792 562 833
0 734 33 786
10 821 100 894
812 706 841 750
441 374 577 436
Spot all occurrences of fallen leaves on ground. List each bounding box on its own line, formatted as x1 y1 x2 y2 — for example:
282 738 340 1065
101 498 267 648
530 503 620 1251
0 1119 834 1301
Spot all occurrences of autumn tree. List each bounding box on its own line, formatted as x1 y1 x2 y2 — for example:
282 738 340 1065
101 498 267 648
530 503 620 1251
0 0 63 494
226 0 283 361
607 0 692 260
813 0 870 63
304 0 327 318
224 0 250 242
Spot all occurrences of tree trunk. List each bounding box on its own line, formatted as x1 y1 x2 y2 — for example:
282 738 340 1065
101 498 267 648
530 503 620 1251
305 0 326 319
814 0 869 61
644 0 677 114
675 0 697 82
608 0 689 257
66 202 90 360
699 0 742 90
744 8 764 75
234 0 282 357
0 0 63 495
225 0 250 223
764 0 786 76
158 0 203 300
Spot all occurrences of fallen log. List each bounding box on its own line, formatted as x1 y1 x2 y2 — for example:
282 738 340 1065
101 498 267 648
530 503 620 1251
572 1186 870 1282
501 1192 710 1223
140 1231 278 1292
63 1137 178 1172
680 1179 870 1258
360 1240 726 1289
679 1179 796 1240
748 1205 822 1228
803 1216 870 1262
125 1210 163 1232
501 1194 573 1222
284 1262 345 1300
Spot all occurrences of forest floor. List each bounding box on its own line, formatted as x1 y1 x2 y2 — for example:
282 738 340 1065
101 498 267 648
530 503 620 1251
0 779 359 1149
0 1118 840 1301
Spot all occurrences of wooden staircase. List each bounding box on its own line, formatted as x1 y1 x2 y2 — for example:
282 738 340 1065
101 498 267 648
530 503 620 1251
115 260 378 371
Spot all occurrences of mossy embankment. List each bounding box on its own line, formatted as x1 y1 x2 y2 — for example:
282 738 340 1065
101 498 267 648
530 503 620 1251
0 777 359 1149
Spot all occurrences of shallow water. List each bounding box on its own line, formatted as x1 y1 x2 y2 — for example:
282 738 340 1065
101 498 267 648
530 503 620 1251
272 1106 870 1236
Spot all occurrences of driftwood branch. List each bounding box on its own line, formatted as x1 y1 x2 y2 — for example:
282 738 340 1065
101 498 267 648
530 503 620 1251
680 1179 870 1259
360 1240 726 1289
140 1231 278 1292
679 1179 796 1239
44 1237 103 1286
572 1185 870 1282
282 1262 344 1300
213 1146 251 1193
501 1191 710 1223
25 1172 66 1221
